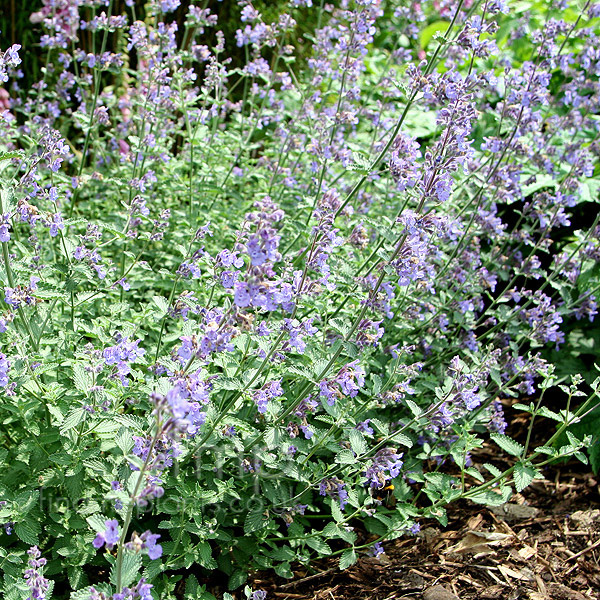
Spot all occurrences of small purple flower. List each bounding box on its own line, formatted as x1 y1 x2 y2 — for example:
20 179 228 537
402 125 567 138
128 530 163 560
92 519 119 550
103 335 145 386
356 419 374 435
364 448 403 489
319 361 365 405
319 477 348 510
160 0 181 12
0 214 10 242
253 379 284 414
48 213 64 237
0 353 10 387
368 541 384 557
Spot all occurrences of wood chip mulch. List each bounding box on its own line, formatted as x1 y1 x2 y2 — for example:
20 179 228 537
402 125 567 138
239 465 600 600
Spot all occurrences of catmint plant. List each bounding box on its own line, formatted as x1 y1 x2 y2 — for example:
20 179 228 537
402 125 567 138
0 0 598 597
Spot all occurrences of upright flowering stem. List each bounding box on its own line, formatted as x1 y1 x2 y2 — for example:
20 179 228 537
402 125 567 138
191 0 469 460
1 210 38 352
113 417 162 591
334 0 466 218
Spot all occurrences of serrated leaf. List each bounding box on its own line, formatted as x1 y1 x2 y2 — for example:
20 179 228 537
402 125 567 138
349 430 367 456
264 427 281 450
490 433 524 457
115 427 133 455
70 585 113 600
405 400 422 418
152 296 170 314
14 522 39 545
513 462 540 493
305 537 332 556
465 467 485 483
391 431 413 448
483 463 503 477
538 407 562 421
73 363 93 393
244 507 268 535
197 542 217 570
274 561 293 578
142 558 164 582
184 575 204 599
110 552 141 588
330 500 344 523
212 376 244 391
86 514 109 533
469 485 513 506
228 569 247 590
61 408 87 433
0 150 24 161
336 449 356 464
338 548 357 570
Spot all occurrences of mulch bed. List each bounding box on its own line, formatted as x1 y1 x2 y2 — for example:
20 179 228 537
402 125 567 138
244 464 600 600
206 401 600 600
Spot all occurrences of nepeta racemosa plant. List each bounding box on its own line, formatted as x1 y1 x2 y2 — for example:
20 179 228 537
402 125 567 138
0 0 599 597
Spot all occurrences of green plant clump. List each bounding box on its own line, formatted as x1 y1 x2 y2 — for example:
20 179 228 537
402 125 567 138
0 0 599 598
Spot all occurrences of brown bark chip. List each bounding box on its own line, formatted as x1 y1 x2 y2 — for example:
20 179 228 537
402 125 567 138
423 585 461 600
546 583 593 600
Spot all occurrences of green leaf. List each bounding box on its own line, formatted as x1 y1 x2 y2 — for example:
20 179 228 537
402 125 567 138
152 296 170 314
61 408 87 433
338 548 357 570
110 552 141 588
490 433 525 457
14 522 39 545
513 462 539 493
73 363 93 393
405 400 422 418
70 586 113 600
420 21 450 48
142 558 164 583
469 488 513 506
197 542 217 570
0 151 23 161
336 449 356 464
86 514 108 533
264 427 282 450
244 507 268 535
228 569 247 590
391 431 413 448
349 430 367 456
483 463 503 478
273 562 293 579
115 427 133 455
184 574 199 598
464 467 485 483
330 501 344 523
305 537 332 556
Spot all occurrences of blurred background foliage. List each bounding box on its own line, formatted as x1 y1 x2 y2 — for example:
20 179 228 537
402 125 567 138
0 0 323 94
